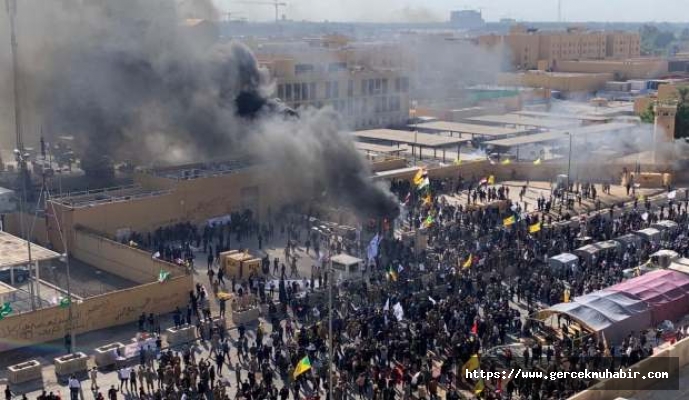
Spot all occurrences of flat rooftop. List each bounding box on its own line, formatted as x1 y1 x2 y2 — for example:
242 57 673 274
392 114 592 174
374 166 421 180
0 231 60 268
146 158 256 180
354 129 470 148
0 281 17 297
331 253 363 266
465 114 579 129
514 110 612 122
51 185 171 208
486 122 638 148
354 142 408 154
413 120 529 137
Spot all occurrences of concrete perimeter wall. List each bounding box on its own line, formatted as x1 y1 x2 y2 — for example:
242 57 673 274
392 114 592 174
0 274 192 352
71 228 184 284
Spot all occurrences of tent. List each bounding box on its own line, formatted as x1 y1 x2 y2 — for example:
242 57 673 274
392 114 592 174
634 228 661 244
614 233 643 250
538 290 652 343
607 269 689 325
649 249 680 268
652 220 679 234
548 253 579 275
573 240 621 264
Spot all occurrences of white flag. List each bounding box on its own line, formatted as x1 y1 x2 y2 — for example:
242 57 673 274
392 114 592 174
152 251 160 259
642 212 649 221
383 298 390 311
393 302 404 321
367 234 381 263
398 264 404 273
668 190 677 199
428 296 437 305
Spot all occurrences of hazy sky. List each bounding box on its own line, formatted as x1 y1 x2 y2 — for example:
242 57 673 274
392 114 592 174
214 0 689 23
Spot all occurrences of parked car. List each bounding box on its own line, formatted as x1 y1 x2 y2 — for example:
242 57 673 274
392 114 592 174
0 266 30 285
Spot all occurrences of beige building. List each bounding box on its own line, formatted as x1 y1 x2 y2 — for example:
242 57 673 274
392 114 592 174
497 71 614 93
254 38 410 130
479 26 641 70
549 59 668 80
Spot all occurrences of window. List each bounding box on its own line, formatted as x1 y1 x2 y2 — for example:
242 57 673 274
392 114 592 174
277 84 284 99
285 84 292 101
361 79 368 96
374 79 381 95
325 81 332 99
301 83 308 100
328 62 347 72
310 83 317 100
368 80 375 96
348 80 354 97
332 81 339 98
294 83 301 101
295 64 315 75
382 79 388 94
294 64 315 75
401 77 409 93
394 78 401 92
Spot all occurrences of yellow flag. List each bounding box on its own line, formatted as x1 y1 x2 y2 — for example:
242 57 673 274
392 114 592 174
487 175 495 185
413 168 426 186
454 158 462 165
503 215 515 227
637 194 645 201
422 194 432 207
501 159 511 165
462 354 480 372
293 356 312 379
462 254 473 269
564 288 571 303
529 222 541 233
533 158 542 165
474 378 485 394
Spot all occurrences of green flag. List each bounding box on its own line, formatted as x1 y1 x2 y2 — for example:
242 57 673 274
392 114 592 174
158 269 171 283
59 297 71 308
0 302 13 319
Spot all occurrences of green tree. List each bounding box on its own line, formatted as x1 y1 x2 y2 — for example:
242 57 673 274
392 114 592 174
639 104 655 123
675 87 689 140
681 28 689 41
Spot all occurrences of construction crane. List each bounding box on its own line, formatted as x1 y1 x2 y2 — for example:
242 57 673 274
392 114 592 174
235 0 287 22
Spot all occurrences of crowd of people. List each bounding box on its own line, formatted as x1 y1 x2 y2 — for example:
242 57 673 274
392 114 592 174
40 175 689 400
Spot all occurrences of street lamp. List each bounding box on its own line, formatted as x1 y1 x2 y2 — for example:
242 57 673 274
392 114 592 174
14 149 36 310
565 132 572 210
327 252 333 400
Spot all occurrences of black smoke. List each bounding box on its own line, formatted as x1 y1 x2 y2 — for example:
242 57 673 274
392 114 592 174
8 0 398 219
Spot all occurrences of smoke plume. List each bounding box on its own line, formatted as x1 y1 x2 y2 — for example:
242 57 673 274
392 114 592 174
2 0 399 218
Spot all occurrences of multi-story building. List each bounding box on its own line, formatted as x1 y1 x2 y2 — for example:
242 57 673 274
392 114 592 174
253 37 410 130
478 25 641 70
450 10 485 29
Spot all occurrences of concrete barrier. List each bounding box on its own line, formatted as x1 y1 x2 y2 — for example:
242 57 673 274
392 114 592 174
7 360 42 384
201 317 226 338
54 352 88 376
231 307 260 325
94 342 124 369
165 326 196 347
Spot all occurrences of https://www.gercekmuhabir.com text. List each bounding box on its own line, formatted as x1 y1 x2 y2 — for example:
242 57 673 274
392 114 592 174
466 368 670 381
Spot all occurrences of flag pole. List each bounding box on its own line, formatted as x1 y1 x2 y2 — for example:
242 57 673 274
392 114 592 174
327 236 333 400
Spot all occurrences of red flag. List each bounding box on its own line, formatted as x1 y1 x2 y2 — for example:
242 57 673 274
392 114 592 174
497 377 503 393
403 192 411 205
471 320 478 335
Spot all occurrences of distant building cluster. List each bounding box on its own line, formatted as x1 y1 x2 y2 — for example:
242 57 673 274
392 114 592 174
253 36 411 130
478 25 641 70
